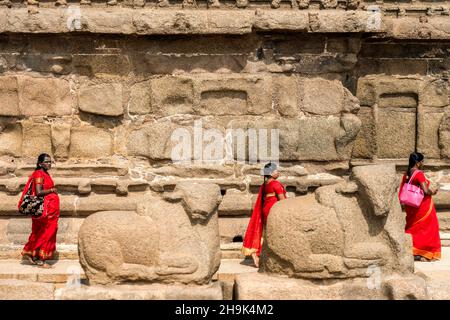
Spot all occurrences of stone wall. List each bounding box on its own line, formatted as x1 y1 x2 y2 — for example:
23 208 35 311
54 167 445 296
0 2 449 251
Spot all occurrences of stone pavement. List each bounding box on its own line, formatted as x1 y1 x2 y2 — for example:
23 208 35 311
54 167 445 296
414 247 450 276
413 247 450 300
0 248 449 300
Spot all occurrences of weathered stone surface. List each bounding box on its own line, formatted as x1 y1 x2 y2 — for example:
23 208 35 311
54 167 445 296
0 76 19 116
151 77 194 116
439 113 450 159
218 217 249 243
17 76 72 116
377 111 416 158
21 121 52 158
69 126 113 158
0 219 8 244
0 259 85 283
433 190 450 210
232 112 360 162
73 195 139 215
0 193 138 216
351 165 398 217
218 189 252 216
72 54 131 76
354 75 450 160
129 80 152 115
253 10 309 31
0 279 54 300
78 83 123 116
56 282 222 300
0 124 22 157
389 16 450 40
150 164 234 179
0 7 449 39
127 122 183 160
417 112 444 159
425 278 450 300
195 75 272 116
295 116 347 161
438 211 450 231
420 80 449 108
311 11 382 33
5 217 84 244
299 78 344 115
78 182 221 285
352 107 375 158
14 164 128 178
235 272 429 300
82 9 135 34
273 75 299 117
51 123 71 160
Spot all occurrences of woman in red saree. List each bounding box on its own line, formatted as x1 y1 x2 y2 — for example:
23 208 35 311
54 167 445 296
399 152 441 262
242 162 286 267
19 153 60 268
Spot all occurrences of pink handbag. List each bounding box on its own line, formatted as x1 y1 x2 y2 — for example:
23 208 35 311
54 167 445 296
399 170 424 208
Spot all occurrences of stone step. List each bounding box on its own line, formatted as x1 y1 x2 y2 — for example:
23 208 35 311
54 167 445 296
0 257 257 300
1 251 449 300
214 258 258 300
221 242 245 259
438 211 450 231
0 244 79 260
0 259 86 284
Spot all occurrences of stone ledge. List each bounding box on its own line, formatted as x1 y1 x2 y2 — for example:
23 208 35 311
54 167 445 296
0 8 448 39
0 279 55 299
0 194 139 216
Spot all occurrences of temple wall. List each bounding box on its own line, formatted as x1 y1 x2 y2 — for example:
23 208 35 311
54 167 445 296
0 1 449 252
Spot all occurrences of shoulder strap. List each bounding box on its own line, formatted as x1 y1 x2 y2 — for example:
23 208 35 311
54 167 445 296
408 170 421 185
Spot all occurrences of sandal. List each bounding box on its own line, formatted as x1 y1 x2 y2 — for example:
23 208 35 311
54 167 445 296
37 261 53 269
35 260 44 266
251 253 260 268
22 255 37 265
414 255 431 262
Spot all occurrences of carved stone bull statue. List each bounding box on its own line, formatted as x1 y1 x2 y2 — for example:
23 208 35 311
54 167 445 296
261 164 413 279
78 182 222 285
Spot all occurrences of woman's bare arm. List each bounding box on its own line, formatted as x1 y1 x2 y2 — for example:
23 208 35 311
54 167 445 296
277 193 286 200
35 184 56 197
420 182 436 195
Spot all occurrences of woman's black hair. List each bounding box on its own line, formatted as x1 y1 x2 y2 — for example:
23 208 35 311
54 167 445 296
35 153 51 171
260 162 277 220
407 152 424 181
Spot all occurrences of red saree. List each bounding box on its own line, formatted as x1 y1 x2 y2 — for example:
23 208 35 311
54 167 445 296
19 169 60 260
399 170 441 260
242 180 286 257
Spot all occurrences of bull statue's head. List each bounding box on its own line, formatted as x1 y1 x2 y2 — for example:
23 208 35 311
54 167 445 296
351 164 398 217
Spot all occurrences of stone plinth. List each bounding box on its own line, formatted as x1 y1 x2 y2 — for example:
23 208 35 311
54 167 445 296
0 279 55 300
234 272 431 300
55 282 222 300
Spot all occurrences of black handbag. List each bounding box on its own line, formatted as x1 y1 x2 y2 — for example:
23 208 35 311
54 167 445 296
18 179 44 217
